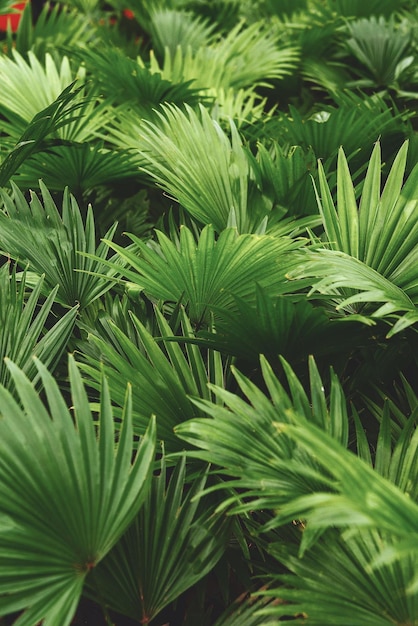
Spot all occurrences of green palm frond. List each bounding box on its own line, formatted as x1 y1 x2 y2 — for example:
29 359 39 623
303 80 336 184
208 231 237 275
0 181 118 307
301 57 351 92
0 62 137 193
256 0 308 18
148 20 299 92
345 17 413 89
209 86 271 127
248 143 318 219
176 355 350 512
177 354 418 624
79 47 202 115
0 265 77 390
261 527 418 626
100 224 304 324
0 356 156 626
0 51 75 126
60 0 101 13
328 0 406 19
269 420 418 551
149 8 217 58
87 456 231 623
289 141 418 333
185 0 240 33
190 287 352 368
78 306 227 448
213 592 278 626
137 104 257 232
0 50 114 145
137 103 319 232
15 142 140 195
7 2 92 60
278 92 408 170
353 400 418 499
0 81 87 186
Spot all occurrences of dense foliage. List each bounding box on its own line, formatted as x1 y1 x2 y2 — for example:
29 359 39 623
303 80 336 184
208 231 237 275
0 0 417 624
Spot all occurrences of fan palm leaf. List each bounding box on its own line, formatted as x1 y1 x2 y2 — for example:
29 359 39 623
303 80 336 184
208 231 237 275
0 356 156 625
278 92 408 169
149 8 217 58
0 50 114 144
14 142 140 195
213 592 279 626
327 0 403 18
87 456 231 624
176 355 350 514
288 140 418 333
0 181 118 307
8 2 92 60
138 103 319 232
147 20 299 92
177 356 418 623
186 285 357 372
0 265 77 390
100 224 304 324
260 527 418 625
0 50 75 126
137 104 259 232
0 81 88 186
79 46 202 115
345 17 412 89
78 306 227 449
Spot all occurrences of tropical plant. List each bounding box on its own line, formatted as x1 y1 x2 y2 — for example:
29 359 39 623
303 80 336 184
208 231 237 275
99 224 305 324
86 455 231 624
0 265 77 391
77 305 227 449
176 356 418 625
0 181 118 308
137 103 319 232
289 140 418 334
327 0 408 19
146 19 299 94
0 0 417 623
344 16 415 92
0 356 156 626
148 7 217 58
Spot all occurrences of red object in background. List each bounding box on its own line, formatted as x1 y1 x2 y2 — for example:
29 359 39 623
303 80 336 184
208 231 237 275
0 3 134 32
0 1 27 32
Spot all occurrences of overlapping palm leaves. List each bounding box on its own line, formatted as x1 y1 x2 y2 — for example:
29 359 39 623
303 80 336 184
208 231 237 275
176 356 350 516
176 357 418 625
0 0 417 624
0 356 156 626
289 140 418 334
277 92 409 172
79 46 203 115
78 305 227 448
100 223 304 323
5 1 92 60
344 16 414 91
0 266 77 390
0 81 85 186
148 7 217 57
137 104 319 232
147 19 299 93
0 182 118 307
327 0 404 18
262 527 418 625
86 456 231 624
0 51 137 194
189 287 351 369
